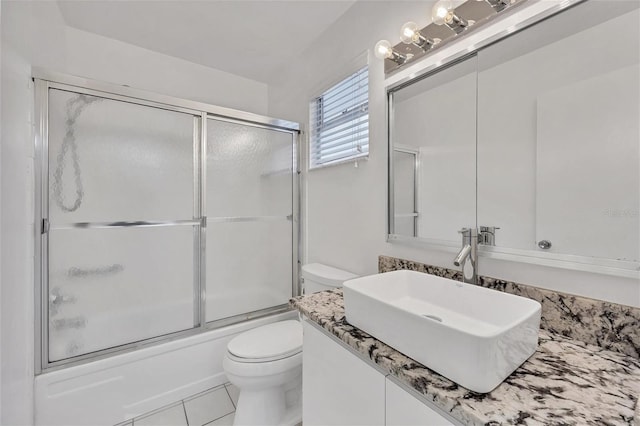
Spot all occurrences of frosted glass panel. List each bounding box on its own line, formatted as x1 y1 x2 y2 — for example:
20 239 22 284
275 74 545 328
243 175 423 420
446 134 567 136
206 221 292 322
207 119 293 217
48 226 195 361
48 89 195 225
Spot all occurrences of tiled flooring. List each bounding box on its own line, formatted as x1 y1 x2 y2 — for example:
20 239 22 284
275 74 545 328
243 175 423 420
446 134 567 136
115 383 239 426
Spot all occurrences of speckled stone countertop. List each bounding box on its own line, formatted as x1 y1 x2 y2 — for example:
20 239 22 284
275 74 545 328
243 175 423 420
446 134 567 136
291 289 640 426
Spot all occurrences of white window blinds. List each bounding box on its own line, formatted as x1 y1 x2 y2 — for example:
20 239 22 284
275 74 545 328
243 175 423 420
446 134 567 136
309 66 369 169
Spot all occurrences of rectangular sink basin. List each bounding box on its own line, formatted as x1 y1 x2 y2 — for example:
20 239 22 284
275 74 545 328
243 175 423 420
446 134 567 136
343 270 541 393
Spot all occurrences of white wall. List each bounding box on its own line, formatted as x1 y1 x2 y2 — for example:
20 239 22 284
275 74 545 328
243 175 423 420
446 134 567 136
267 0 640 308
1 1 269 423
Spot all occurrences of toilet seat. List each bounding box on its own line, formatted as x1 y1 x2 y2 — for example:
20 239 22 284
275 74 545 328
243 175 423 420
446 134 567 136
224 350 302 379
227 320 302 363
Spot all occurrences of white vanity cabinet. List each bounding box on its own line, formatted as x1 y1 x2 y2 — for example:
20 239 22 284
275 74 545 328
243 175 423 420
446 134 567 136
303 320 458 426
302 321 386 425
386 378 454 426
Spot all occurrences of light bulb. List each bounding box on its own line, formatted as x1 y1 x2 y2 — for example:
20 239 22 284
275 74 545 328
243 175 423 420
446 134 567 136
400 22 420 44
432 0 454 25
431 0 468 32
374 40 393 59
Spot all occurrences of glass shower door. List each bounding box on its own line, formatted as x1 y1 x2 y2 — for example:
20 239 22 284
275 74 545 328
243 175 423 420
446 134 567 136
205 118 295 323
46 88 200 362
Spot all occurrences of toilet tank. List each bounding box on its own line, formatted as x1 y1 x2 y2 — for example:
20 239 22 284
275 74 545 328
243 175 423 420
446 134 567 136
301 263 358 294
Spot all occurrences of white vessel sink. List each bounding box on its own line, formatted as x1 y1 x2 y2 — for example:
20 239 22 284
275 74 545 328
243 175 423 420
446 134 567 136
343 270 541 393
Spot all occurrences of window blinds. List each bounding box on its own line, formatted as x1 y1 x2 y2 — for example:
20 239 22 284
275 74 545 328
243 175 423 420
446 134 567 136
309 66 369 169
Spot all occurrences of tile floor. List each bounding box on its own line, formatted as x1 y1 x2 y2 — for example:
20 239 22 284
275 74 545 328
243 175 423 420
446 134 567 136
115 383 239 426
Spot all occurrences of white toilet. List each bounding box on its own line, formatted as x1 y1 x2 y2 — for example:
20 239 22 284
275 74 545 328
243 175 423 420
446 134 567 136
223 263 357 426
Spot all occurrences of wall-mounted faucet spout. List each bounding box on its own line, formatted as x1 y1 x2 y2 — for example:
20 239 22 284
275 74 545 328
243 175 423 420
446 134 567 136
454 228 477 284
453 244 472 267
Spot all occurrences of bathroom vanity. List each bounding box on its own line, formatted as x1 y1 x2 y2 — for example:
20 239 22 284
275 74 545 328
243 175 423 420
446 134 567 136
292 285 640 425
303 319 455 425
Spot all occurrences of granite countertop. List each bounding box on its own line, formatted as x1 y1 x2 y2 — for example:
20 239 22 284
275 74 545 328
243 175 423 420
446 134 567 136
291 289 640 426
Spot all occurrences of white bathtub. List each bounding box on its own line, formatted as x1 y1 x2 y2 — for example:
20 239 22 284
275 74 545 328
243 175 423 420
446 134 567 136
35 310 296 426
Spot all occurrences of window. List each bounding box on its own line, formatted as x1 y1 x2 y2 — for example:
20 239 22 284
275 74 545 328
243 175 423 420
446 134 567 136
309 66 369 169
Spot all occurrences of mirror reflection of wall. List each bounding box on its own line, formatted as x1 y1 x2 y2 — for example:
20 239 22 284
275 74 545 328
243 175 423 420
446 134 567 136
393 148 418 237
391 56 477 243
477 1 639 262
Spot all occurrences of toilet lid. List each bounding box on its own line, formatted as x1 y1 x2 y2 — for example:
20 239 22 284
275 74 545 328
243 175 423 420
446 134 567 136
227 320 302 361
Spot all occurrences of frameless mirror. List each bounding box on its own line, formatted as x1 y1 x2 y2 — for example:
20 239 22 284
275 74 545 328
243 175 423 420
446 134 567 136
388 0 640 275
389 55 477 244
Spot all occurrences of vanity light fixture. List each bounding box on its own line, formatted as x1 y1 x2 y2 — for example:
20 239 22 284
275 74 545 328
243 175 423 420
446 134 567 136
374 0 526 75
480 0 514 12
400 21 439 50
432 0 469 33
374 40 411 64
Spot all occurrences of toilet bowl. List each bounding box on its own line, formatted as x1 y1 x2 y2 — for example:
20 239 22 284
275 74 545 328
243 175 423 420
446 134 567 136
223 263 357 426
223 320 303 426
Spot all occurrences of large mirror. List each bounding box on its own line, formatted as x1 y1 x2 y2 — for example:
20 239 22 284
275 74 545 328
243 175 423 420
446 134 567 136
388 0 640 275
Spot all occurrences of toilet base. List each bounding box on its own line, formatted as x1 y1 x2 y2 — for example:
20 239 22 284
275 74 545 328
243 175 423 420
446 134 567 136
233 380 302 426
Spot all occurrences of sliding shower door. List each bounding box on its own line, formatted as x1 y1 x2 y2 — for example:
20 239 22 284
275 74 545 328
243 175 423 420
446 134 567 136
205 118 295 323
37 74 299 370
44 88 200 363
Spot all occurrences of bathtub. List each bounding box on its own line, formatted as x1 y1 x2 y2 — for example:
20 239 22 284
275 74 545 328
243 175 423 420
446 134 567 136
35 310 296 426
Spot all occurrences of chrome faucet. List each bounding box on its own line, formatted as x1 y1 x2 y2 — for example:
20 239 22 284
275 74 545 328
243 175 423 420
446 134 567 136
454 228 477 284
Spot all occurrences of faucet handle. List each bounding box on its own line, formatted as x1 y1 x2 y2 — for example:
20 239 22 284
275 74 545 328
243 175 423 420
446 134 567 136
458 227 471 235
479 226 500 233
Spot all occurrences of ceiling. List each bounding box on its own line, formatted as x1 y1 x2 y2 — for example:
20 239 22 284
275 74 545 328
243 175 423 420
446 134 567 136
56 0 357 84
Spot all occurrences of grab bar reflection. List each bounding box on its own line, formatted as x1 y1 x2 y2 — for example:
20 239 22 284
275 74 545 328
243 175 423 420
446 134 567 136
68 264 124 278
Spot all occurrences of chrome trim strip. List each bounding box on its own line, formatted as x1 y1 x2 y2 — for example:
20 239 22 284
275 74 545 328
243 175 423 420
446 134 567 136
33 68 300 132
51 220 201 230
387 90 395 237
292 131 301 297
34 79 49 373
206 305 293 330
207 216 293 223
48 83 201 116
199 112 208 330
207 113 300 134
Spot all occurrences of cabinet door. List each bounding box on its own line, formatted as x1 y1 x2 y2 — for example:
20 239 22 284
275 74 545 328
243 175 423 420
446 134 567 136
386 378 455 426
303 321 385 426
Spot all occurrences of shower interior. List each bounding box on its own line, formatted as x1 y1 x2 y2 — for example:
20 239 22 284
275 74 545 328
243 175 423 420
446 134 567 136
35 71 300 371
